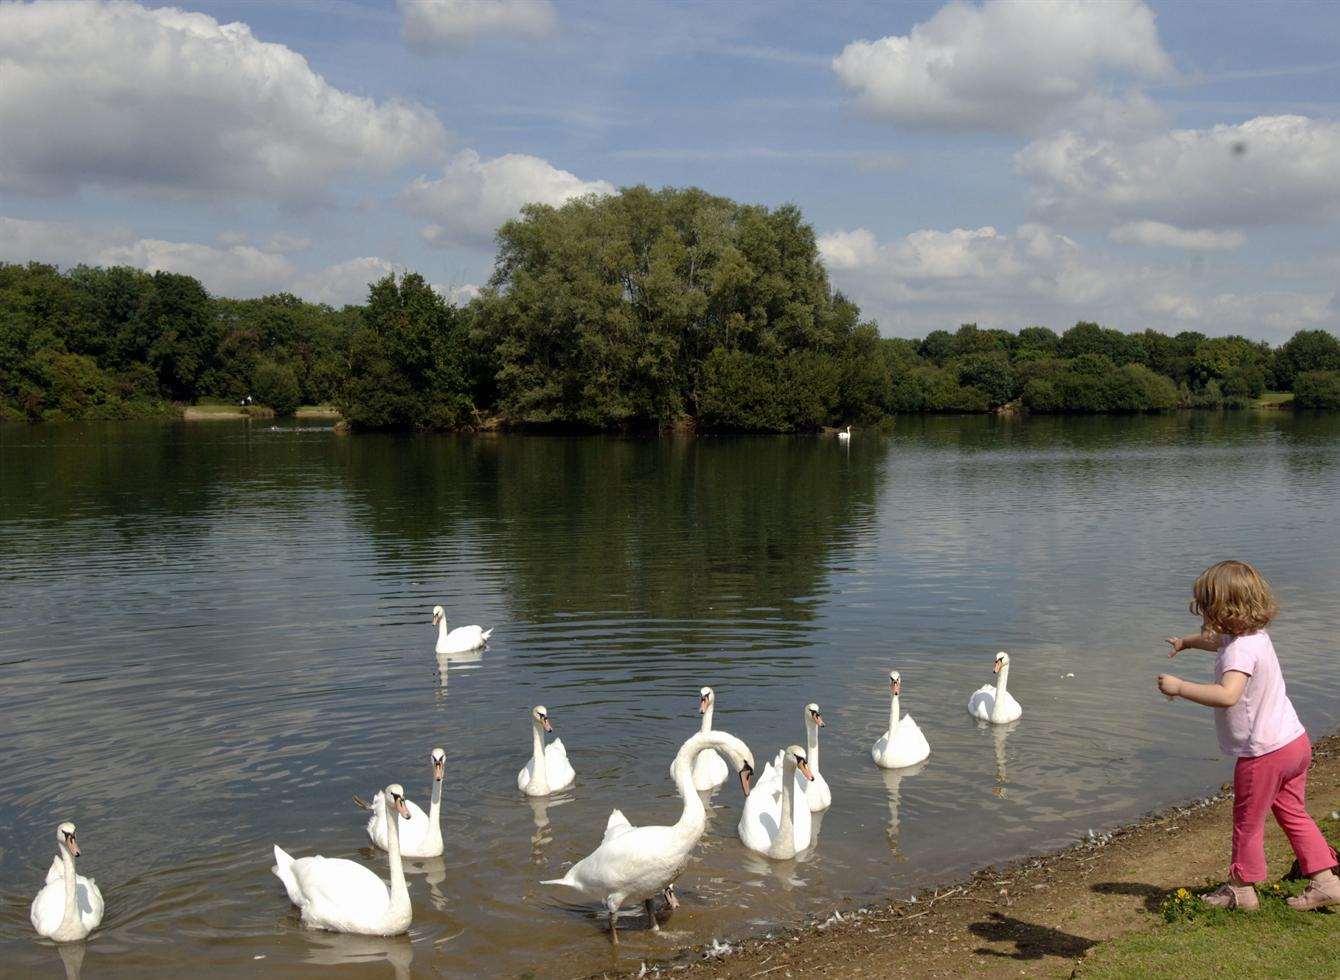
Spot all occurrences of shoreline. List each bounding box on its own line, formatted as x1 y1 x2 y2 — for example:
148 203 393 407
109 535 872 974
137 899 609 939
604 730 1340 979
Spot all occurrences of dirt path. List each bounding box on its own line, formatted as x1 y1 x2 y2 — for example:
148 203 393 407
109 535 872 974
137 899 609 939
616 732 1340 979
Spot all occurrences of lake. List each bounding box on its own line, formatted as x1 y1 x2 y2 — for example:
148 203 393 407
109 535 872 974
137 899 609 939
2 414 1338 978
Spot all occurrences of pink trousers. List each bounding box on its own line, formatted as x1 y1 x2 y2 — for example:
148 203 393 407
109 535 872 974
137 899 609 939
1231 732 1337 883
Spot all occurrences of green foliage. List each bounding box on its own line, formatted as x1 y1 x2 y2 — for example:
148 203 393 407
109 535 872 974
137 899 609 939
474 186 874 431
252 360 302 416
1274 329 1340 390
1293 370 1340 409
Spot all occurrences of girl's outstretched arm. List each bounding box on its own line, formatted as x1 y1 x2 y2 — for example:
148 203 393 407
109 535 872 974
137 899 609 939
1167 631 1221 655
1157 670 1248 708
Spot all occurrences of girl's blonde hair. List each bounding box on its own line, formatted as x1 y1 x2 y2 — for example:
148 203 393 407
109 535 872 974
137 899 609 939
1191 560 1277 636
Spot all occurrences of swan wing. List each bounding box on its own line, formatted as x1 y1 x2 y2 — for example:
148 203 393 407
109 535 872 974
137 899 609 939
545 738 576 790
443 625 487 652
364 790 389 848
691 747 729 790
517 755 536 791
29 880 64 935
44 854 63 884
78 876 104 929
967 684 995 720
737 782 783 853
601 808 634 844
292 856 391 925
548 825 687 904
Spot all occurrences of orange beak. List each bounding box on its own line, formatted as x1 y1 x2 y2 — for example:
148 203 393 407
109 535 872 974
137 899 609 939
542 717 553 733
738 764 753 796
699 695 709 714
797 759 815 782
396 798 412 819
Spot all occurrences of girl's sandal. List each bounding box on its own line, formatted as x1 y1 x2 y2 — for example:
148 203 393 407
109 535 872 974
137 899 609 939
1287 875 1340 911
1202 883 1259 910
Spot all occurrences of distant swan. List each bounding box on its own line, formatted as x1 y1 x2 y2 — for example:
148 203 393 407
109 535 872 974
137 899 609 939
31 822 103 942
543 730 754 943
872 670 931 768
667 687 729 791
518 705 575 796
432 604 492 654
356 748 445 858
968 651 1022 724
837 425 852 442
273 784 413 935
738 745 814 859
803 703 831 811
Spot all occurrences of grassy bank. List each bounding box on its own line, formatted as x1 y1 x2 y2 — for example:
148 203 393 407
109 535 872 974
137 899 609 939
627 732 1340 980
1254 391 1294 409
182 402 276 420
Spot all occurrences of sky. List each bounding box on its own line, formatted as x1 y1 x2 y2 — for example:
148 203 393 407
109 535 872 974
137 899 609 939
0 0 1337 342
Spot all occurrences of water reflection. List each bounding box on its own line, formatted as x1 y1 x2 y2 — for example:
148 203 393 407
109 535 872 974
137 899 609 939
55 942 84 980
880 760 928 854
301 930 414 978
986 721 1020 799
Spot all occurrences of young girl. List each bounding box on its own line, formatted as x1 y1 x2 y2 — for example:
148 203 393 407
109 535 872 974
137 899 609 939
1158 559 1338 910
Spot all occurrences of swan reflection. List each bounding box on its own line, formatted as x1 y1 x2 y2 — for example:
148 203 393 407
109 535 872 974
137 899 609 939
55 942 84 980
985 719 1021 798
881 759 927 855
435 647 483 697
301 931 414 979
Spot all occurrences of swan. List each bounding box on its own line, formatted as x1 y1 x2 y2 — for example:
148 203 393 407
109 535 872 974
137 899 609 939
738 745 814 859
802 703 831 812
355 747 445 858
872 670 931 768
272 785 413 935
543 730 754 944
432 604 492 654
667 687 729 791
968 651 1022 724
30 822 104 942
517 705 575 796
838 425 852 442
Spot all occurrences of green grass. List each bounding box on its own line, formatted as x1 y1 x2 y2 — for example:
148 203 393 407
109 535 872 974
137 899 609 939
1080 818 1340 978
294 404 341 418
1255 391 1294 409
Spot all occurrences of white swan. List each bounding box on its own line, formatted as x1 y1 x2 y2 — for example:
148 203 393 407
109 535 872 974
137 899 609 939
872 670 931 768
432 604 492 654
803 703 831 811
355 748 445 859
968 651 1022 724
543 730 754 944
738 745 813 858
837 424 852 441
517 705 575 796
667 687 729 791
272 785 412 935
31 822 104 942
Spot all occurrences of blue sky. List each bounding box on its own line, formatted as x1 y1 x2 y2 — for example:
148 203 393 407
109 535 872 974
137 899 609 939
1 0 1337 341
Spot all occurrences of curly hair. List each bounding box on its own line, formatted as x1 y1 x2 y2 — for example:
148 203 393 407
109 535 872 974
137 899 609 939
1191 560 1278 637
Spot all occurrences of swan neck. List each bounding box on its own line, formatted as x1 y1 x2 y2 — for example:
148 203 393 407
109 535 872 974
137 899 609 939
806 718 819 772
384 797 410 915
531 720 548 785
889 692 900 738
777 757 796 852
700 701 714 734
428 773 443 825
992 663 1010 722
59 843 78 930
669 734 714 842
436 618 448 644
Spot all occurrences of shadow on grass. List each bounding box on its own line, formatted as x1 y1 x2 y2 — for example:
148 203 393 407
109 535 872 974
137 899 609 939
1090 881 1171 913
969 912 1097 960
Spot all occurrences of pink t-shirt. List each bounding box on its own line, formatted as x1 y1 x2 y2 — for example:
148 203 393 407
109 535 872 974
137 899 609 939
1214 631 1304 758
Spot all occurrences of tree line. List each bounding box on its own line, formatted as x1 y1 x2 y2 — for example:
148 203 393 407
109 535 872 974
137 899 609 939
3 186 1340 427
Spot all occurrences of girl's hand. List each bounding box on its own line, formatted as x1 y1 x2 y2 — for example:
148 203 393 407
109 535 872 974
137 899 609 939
1166 636 1185 657
1158 674 1183 698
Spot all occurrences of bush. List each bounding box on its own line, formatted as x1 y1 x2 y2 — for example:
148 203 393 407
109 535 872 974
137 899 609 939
252 360 302 416
1293 370 1340 409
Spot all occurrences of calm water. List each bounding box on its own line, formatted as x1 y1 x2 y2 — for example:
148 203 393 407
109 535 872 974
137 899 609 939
2 415 1339 978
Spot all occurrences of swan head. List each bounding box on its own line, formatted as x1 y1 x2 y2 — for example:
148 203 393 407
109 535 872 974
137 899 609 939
384 784 412 819
532 705 553 732
708 732 755 796
430 747 446 782
55 822 79 857
889 669 902 695
806 702 825 727
431 605 445 626
993 651 1010 674
786 745 815 782
699 687 714 713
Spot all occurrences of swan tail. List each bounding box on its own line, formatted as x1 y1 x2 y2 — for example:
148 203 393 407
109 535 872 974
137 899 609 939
271 845 300 903
481 627 494 642
541 870 579 888
352 794 374 811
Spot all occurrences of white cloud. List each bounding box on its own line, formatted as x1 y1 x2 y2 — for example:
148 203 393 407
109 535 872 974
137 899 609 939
444 282 481 305
96 239 295 298
0 1 446 200
831 0 1173 133
1017 115 1340 228
818 222 1334 341
1108 221 1245 252
402 149 614 247
398 0 557 51
293 257 397 307
265 233 314 254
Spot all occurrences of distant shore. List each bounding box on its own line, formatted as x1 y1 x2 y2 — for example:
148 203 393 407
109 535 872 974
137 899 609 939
612 730 1340 980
